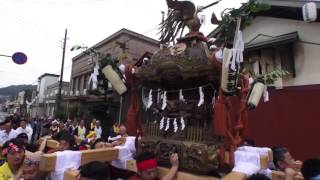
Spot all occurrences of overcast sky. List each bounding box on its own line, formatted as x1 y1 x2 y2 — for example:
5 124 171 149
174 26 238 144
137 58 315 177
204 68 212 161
0 0 246 88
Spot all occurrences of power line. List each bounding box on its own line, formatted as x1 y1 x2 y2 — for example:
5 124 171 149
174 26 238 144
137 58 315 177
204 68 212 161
0 5 31 30
0 2 39 30
9 0 110 5
0 1 65 46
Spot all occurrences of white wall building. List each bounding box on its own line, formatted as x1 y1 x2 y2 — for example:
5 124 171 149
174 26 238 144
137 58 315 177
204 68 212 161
30 73 59 117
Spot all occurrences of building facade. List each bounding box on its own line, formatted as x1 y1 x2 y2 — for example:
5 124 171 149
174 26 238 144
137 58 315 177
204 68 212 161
30 73 60 117
70 28 159 97
209 0 320 160
44 81 70 117
68 28 159 137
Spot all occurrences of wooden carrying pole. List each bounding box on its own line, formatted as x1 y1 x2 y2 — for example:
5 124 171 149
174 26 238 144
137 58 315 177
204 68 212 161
39 137 59 149
46 140 60 149
39 148 118 172
40 137 82 148
65 162 221 180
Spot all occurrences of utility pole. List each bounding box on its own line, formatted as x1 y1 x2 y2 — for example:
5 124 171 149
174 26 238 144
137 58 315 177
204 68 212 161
56 29 67 112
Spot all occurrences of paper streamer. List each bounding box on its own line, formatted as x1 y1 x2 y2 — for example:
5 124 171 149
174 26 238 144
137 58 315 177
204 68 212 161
179 89 186 102
161 91 167 110
146 89 153 109
159 117 165 130
173 118 178 133
180 117 185 131
197 86 204 107
165 118 170 131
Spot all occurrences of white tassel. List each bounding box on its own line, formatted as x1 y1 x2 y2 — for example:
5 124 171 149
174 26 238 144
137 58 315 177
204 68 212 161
173 118 178 133
161 91 167 110
230 31 244 71
197 86 204 107
165 118 170 131
180 117 185 131
159 117 165 130
146 89 153 109
88 63 99 90
179 89 186 102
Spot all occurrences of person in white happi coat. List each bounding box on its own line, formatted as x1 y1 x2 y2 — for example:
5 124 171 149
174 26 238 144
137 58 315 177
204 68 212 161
15 119 33 144
0 116 18 146
94 120 102 139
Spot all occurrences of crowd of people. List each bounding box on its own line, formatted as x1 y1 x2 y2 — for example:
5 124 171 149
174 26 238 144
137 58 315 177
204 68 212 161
0 114 180 180
0 113 319 180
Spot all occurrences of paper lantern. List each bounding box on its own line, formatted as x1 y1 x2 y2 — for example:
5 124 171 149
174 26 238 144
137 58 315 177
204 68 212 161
221 48 238 95
303 2 317 22
102 65 127 95
247 81 265 110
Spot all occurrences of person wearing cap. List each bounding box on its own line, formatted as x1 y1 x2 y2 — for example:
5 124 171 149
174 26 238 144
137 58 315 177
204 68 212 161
0 116 18 146
15 119 33 144
0 138 25 179
128 152 179 180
